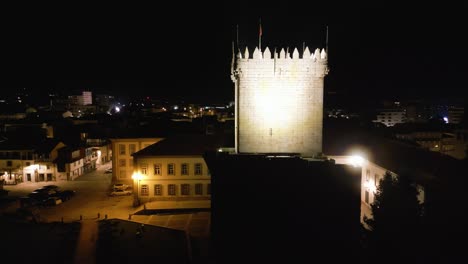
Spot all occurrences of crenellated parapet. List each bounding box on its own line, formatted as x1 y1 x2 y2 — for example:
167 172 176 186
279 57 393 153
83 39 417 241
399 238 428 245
236 46 327 61
233 46 329 80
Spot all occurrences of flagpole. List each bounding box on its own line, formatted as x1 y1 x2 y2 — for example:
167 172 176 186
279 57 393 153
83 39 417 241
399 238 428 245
326 26 329 56
236 24 239 52
258 18 262 51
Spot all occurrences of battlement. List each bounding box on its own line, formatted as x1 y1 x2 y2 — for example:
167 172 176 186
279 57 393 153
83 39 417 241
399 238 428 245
237 46 327 61
232 44 327 157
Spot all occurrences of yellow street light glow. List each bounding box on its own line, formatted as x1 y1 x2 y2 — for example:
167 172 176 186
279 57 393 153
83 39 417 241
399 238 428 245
132 173 143 180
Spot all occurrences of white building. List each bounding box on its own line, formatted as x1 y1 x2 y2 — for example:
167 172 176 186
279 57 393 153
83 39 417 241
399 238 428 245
232 46 328 157
373 108 406 127
110 138 164 182
130 135 222 206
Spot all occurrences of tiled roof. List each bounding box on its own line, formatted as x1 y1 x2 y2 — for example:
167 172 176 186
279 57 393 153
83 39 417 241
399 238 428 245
132 134 232 157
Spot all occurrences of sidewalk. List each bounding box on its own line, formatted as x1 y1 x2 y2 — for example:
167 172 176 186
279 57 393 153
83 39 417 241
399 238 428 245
74 219 99 264
135 200 211 212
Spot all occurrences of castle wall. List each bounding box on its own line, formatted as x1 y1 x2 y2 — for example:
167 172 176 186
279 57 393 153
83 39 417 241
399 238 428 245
233 47 328 157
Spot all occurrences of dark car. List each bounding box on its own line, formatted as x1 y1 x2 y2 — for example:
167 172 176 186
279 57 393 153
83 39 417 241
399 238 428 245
33 188 57 196
54 190 76 201
19 197 42 207
42 185 60 191
28 191 49 202
43 197 62 206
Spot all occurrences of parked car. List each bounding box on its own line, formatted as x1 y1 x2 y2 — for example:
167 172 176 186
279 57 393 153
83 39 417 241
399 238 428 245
54 190 76 201
42 185 60 191
28 191 49 201
110 189 132 196
19 197 42 207
112 183 130 190
33 188 57 196
43 197 62 206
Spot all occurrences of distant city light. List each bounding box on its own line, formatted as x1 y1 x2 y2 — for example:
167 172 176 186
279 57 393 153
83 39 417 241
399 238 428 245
115 106 120 112
443 117 448 123
174 106 179 110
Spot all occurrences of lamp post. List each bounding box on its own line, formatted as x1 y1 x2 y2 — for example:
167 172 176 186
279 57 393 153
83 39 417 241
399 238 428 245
131 173 143 207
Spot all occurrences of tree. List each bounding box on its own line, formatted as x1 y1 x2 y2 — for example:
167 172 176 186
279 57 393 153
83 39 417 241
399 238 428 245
364 171 423 262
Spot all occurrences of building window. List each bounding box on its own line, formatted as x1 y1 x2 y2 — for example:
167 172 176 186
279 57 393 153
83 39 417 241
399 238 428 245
181 163 189 175
129 144 136 155
207 184 211 195
195 184 203 195
119 144 126 155
119 170 126 179
168 164 175 175
141 164 147 175
141 184 149 196
47 165 50 170
195 163 203 175
168 184 176 196
154 164 161 175
7 161 12 167
26 162 31 166
154 184 163 196
365 190 369 204
366 169 370 181
119 159 126 167
181 184 190 195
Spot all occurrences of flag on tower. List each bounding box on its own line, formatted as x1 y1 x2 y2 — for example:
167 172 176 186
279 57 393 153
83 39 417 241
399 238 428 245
259 18 262 50
259 20 262 37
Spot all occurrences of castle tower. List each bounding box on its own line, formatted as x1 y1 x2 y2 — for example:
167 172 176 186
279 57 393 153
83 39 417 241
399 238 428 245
231 46 328 157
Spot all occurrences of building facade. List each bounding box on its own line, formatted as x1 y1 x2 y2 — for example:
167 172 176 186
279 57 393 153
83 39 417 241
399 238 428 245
232 46 328 157
110 138 163 181
130 135 221 206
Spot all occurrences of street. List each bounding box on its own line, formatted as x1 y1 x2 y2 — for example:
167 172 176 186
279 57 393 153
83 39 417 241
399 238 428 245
3 162 210 237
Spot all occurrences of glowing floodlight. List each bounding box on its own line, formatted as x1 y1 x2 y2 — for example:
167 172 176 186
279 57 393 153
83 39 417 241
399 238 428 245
349 155 365 167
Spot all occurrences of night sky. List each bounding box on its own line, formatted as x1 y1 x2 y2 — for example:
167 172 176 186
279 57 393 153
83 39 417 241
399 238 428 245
5 3 467 106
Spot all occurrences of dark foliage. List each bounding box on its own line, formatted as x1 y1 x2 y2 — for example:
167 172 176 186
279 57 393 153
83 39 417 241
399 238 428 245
364 172 423 263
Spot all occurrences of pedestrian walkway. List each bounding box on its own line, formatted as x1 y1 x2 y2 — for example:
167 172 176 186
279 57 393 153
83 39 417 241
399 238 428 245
73 219 99 264
137 200 211 211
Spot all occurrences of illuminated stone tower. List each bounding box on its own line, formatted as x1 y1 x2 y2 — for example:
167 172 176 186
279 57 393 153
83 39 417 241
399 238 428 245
231 46 328 157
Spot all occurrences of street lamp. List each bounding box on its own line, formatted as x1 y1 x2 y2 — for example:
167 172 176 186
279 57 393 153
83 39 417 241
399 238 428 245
131 172 143 206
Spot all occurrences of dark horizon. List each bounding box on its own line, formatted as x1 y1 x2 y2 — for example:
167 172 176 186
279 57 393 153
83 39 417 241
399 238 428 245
3 3 467 106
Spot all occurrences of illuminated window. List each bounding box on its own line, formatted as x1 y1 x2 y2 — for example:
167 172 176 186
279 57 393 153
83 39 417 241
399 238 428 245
129 144 136 154
154 164 161 175
195 163 203 175
168 164 175 175
181 184 190 195
154 184 163 196
181 163 189 175
168 184 176 196
207 184 211 195
118 144 126 155
141 184 149 196
141 164 147 175
119 159 126 167
195 183 203 195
